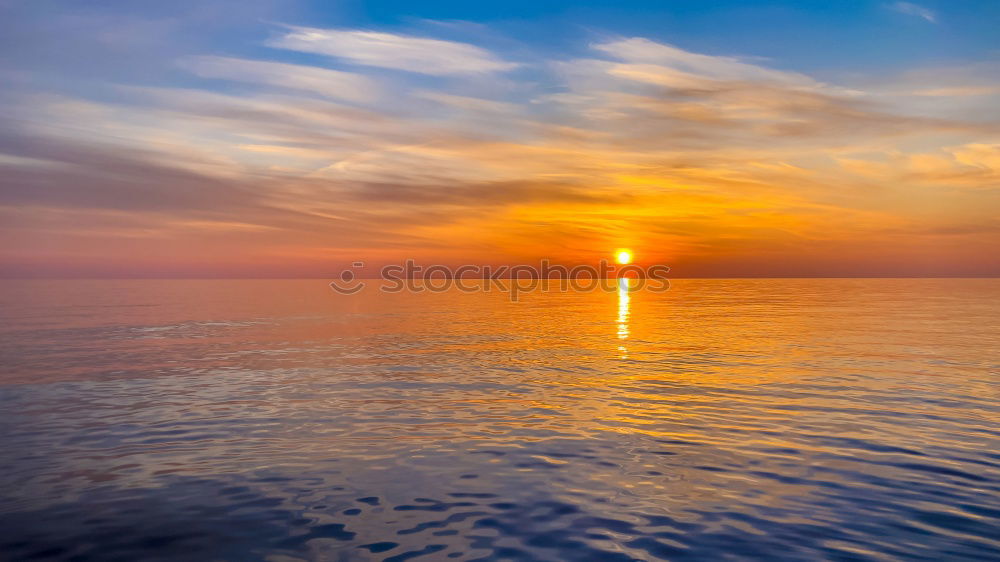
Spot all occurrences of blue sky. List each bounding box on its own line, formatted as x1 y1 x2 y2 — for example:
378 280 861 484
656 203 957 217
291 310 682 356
328 0 999 70
5 0 999 82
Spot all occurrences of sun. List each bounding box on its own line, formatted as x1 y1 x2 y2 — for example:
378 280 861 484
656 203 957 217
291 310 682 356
615 249 633 265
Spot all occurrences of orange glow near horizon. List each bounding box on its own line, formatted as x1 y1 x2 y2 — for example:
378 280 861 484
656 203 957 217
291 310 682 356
0 18 997 279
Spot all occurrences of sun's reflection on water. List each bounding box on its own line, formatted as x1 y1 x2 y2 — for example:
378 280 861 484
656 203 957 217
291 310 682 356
617 277 634 358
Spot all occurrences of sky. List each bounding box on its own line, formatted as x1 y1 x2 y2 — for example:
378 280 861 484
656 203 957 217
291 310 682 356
1 0 998 277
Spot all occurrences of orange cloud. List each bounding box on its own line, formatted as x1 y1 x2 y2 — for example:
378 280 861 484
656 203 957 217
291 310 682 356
1 32 998 277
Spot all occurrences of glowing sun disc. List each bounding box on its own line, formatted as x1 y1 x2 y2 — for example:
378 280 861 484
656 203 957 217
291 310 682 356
615 249 633 265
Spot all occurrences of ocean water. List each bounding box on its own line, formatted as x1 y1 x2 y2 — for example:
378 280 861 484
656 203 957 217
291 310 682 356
0 279 998 561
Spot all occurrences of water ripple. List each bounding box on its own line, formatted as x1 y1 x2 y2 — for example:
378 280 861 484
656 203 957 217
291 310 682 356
0 279 998 560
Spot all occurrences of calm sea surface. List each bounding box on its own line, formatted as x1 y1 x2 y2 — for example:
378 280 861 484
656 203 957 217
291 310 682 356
0 279 998 561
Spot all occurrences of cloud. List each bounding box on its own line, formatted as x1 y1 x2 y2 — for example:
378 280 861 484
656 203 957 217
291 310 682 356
890 2 937 23
910 86 1000 97
2 16 999 275
546 38 985 155
594 38 822 89
267 25 518 76
838 143 1000 188
181 56 378 103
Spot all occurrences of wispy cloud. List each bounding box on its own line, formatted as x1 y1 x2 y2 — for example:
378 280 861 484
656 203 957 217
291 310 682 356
181 56 378 103
890 2 937 23
593 38 822 88
2 19 999 276
267 26 518 76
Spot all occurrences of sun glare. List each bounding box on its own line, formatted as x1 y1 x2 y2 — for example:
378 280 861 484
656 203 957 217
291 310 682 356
615 249 633 265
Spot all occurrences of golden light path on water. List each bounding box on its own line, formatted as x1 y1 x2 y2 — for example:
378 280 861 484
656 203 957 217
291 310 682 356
617 277 633 359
